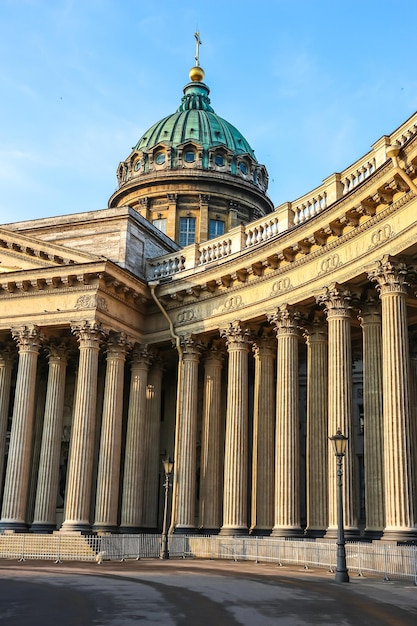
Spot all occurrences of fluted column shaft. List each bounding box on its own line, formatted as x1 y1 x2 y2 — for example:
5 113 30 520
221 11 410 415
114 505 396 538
0 326 41 531
318 285 358 537
31 344 69 532
199 347 224 532
173 338 201 532
220 322 250 535
269 306 302 536
304 322 328 537
369 257 416 540
359 301 385 537
94 333 128 533
251 336 275 534
61 322 103 532
26 367 47 524
0 346 14 497
142 361 163 529
120 347 150 531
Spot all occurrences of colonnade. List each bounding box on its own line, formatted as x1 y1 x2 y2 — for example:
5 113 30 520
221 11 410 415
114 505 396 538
0 256 416 540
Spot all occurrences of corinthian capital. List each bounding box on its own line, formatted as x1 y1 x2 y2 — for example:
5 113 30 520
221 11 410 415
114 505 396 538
367 255 408 295
315 283 352 319
219 320 252 346
267 304 300 336
71 321 106 348
11 325 42 352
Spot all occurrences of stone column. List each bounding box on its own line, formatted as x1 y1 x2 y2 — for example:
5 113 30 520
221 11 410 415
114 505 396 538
0 345 15 496
142 359 164 530
409 332 417 514
199 344 224 533
220 321 251 535
369 256 417 541
269 306 302 537
317 285 359 537
120 345 151 532
26 362 48 524
251 334 276 534
358 296 385 538
304 318 328 537
172 336 201 533
31 343 69 533
61 322 103 533
0 326 41 531
94 333 129 533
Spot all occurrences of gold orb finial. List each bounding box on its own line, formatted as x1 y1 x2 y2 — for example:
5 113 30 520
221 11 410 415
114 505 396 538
189 65 205 82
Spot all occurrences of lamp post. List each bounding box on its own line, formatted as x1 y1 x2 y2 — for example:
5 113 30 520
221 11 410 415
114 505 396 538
329 428 350 583
160 457 174 560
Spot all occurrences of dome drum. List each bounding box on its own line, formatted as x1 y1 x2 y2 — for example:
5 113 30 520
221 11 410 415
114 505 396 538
111 64 273 246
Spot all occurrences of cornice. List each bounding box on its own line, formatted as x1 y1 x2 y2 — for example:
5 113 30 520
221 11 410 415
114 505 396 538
158 185 416 310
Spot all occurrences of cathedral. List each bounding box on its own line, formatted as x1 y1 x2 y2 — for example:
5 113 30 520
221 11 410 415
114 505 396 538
0 45 416 542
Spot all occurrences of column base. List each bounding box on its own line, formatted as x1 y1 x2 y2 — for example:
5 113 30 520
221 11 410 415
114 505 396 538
219 526 249 536
364 529 383 540
250 527 272 537
60 521 92 534
325 527 360 540
382 528 417 543
199 527 220 535
304 528 326 539
271 527 303 538
92 524 119 534
172 526 198 535
0 521 28 533
30 523 56 534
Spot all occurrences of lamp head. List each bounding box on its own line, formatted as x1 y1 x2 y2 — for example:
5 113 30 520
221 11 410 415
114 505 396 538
329 428 348 456
162 457 174 475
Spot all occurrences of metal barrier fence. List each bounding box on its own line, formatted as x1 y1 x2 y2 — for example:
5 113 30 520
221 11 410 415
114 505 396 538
0 533 416 584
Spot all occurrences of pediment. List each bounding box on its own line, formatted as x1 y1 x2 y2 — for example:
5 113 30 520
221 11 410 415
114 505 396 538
0 226 102 274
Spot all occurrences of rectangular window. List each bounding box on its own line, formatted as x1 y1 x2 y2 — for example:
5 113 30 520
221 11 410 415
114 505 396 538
209 219 225 239
179 217 196 247
152 218 167 234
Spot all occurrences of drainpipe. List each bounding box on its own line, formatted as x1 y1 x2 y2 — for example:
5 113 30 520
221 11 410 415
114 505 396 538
386 143 417 194
149 281 182 534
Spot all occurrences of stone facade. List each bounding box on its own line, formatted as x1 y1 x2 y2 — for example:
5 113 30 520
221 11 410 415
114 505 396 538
1 85 417 542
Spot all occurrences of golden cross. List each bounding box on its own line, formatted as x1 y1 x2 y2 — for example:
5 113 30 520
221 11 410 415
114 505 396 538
194 31 202 66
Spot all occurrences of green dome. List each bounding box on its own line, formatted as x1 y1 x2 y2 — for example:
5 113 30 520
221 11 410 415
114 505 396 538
134 80 257 160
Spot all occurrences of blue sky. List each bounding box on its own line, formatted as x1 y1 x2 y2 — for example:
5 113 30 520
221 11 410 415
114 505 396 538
1 0 417 225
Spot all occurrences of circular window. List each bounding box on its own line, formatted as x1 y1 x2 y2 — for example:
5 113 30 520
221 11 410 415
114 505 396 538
215 154 225 166
155 152 166 165
239 162 248 175
184 151 196 163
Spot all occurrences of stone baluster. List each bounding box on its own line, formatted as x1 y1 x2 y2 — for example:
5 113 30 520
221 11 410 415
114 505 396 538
199 344 224 533
172 336 201 533
358 296 385 538
317 284 359 537
94 333 129 533
142 359 164 530
0 326 41 531
61 322 104 533
220 321 251 535
304 318 328 537
120 345 151 532
31 342 69 533
0 345 15 496
251 334 276 534
369 257 417 540
269 306 302 536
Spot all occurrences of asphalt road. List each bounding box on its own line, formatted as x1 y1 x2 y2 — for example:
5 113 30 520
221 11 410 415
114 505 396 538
0 558 416 625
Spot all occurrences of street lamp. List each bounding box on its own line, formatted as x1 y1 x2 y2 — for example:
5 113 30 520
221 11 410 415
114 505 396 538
329 428 350 583
160 457 174 560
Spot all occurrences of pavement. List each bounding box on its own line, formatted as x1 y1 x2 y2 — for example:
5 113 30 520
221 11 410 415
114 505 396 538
0 557 416 625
